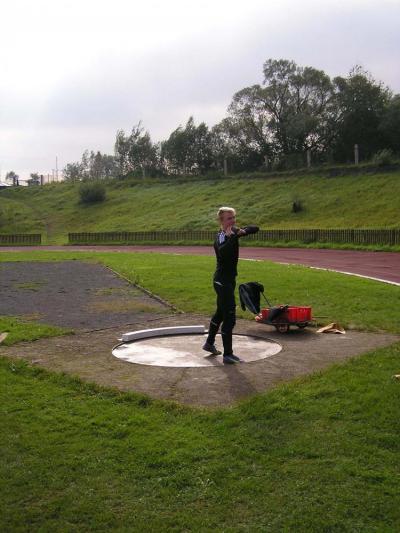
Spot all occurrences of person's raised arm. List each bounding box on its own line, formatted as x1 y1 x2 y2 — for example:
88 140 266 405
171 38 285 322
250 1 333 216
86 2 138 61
237 225 259 237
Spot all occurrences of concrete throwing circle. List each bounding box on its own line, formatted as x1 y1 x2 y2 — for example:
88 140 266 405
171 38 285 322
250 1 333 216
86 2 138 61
112 334 282 367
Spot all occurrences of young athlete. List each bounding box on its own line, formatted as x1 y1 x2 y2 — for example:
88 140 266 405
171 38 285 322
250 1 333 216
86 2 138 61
203 207 259 363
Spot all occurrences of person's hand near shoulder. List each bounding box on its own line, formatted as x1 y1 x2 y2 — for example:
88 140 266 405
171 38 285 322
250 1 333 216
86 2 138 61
224 225 238 237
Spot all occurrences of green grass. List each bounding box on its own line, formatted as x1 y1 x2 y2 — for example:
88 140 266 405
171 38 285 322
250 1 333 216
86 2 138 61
1 251 400 337
1 342 399 531
1 171 400 244
0 316 71 346
1 251 399 530
102 252 400 333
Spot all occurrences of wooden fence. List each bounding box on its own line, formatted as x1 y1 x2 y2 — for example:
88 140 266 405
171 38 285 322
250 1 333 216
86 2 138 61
68 229 400 246
0 234 42 245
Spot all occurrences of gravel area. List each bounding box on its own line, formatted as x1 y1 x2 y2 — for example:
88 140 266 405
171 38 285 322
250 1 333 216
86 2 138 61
0 261 173 331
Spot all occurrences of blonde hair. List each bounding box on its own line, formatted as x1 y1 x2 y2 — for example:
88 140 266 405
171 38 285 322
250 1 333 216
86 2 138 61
217 206 236 220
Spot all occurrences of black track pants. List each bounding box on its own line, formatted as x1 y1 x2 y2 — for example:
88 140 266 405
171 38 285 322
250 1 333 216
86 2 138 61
206 280 236 355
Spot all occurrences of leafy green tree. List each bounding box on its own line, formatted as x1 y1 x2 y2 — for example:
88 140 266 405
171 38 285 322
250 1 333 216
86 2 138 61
63 162 83 182
226 59 336 166
5 171 19 186
87 151 118 179
227 85 274 158
114 123 158 176
161 117 213 174
210 118 265 172
378 94 400 154
89 151 103 179
332 66 391 161
63 151 118 181
101 154 119 178
192 121 213 173
27 173 41 186
114 131 130 175
161 122 191 173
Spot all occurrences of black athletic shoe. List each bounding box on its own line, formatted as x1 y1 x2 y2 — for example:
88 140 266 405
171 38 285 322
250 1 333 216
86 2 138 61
223 354 240 364
202 342 222 356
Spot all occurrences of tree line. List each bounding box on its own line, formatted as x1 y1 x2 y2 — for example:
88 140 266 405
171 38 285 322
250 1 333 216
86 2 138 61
61 58 399 180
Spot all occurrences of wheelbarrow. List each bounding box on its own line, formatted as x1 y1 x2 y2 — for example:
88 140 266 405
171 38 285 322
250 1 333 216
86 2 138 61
255 304 313 333
239 282 313 333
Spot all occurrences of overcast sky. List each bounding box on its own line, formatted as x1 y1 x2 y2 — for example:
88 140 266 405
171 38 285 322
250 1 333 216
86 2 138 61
1 0 399 180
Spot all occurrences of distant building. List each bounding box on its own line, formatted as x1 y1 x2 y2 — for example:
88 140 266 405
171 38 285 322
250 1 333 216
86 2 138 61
0 180 12 189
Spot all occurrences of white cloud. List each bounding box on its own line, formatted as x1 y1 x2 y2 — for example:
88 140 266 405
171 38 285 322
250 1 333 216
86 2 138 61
1 0 399 178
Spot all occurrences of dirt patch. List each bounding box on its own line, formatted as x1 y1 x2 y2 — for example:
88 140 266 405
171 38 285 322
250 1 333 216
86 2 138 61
1 314 398 407
0 261 174 331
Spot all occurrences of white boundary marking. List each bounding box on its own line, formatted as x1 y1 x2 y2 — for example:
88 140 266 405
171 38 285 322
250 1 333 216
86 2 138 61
308 266 400 286
241 258 400 286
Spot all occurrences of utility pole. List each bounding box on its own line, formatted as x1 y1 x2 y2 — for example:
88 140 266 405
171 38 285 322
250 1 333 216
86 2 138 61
56 156 59 181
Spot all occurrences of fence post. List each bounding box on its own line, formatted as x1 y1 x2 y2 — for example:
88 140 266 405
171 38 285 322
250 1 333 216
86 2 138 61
354 144 359 165
223 158 228 177
307 149 311 169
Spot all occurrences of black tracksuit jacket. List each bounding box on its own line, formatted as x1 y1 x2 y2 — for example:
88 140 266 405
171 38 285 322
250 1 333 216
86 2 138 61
213 225 259 282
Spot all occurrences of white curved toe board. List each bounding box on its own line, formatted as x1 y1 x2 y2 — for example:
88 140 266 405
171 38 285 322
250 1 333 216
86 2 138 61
121 325 206 343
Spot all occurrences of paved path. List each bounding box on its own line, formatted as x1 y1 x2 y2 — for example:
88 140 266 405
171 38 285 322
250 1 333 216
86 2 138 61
1 245 399 285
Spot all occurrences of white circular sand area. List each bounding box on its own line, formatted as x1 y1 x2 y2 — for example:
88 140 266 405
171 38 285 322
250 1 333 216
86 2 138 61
113 333 282 367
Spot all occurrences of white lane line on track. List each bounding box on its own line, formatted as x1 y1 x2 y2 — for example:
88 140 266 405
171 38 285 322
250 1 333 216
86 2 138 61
307 266 400 286
241 258 399 285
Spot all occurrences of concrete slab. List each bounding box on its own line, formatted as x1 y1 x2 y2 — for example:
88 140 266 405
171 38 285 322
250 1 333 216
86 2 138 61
113 333 282 367
1 314 399 407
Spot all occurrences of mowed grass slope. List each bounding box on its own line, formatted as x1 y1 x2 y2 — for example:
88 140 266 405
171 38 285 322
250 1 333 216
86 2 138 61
0 171 399 243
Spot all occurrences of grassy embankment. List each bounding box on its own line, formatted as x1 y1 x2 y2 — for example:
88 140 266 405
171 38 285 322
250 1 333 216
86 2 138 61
0 171 399 247
1 251 400 531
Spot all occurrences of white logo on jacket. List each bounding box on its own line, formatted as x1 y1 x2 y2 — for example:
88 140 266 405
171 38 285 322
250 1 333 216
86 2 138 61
218 231 226 244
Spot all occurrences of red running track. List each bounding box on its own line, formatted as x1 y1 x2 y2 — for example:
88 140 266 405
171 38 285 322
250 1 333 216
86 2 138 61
1 245 399 285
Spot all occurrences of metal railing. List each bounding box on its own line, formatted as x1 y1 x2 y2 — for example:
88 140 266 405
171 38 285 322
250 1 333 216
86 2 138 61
0 234 42 245
68 229 400 246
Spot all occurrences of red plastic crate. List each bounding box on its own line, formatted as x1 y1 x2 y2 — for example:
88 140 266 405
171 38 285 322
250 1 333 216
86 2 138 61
287 306 312 322
258 306 312 322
